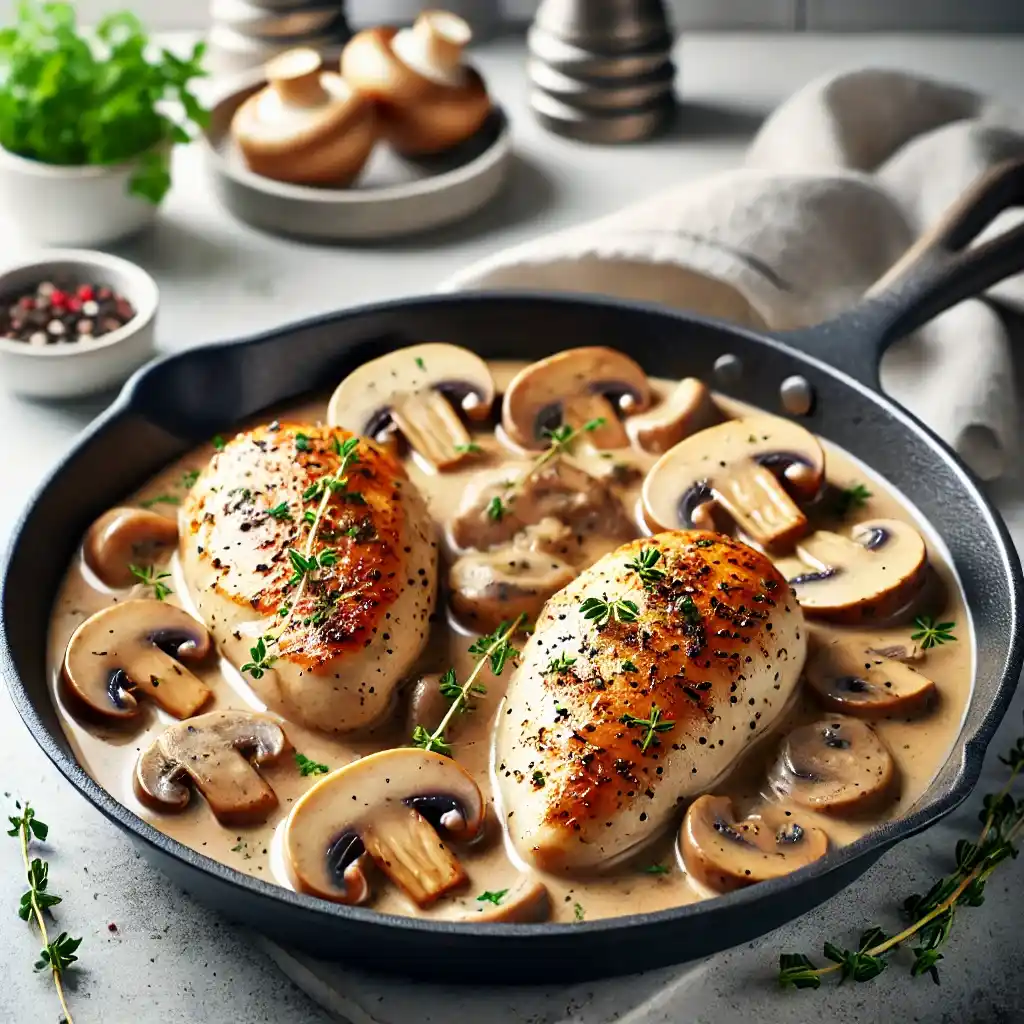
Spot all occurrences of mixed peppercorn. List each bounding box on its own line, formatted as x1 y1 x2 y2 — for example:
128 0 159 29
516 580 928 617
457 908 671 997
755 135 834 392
1 280 136 345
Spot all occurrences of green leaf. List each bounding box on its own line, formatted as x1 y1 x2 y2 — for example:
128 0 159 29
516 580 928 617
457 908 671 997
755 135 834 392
411 725 452 758
476 889 508 906
294 752 330 777
911 947 943 985
778 953 822 990
27 817 48 842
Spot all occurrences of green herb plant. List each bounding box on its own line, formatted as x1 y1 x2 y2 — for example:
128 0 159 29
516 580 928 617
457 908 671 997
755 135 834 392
412 614 526 757
779 727 1024 991
0 2 207 203
8 802 81 1024
619 703 675 753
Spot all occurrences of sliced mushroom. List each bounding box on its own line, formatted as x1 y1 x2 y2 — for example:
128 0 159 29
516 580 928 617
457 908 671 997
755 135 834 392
449 459 632 551
327 342 495 471
285 748 485 908
134 710 289 824
768 716 897 815
63 600 212 720
680 795 828 893
449 547 575 632
83 507 179 588
642 415 825 550
626 378 719 455
454 875 551 923
781 519 927 624
502 347 652 450
805 632 936 718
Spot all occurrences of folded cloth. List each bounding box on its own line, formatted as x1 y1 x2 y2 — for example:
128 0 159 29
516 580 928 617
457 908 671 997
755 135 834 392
443 69 1024 480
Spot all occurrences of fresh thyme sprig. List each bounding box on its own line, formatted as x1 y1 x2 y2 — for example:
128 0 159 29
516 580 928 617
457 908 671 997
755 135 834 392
129 563 172 600
625 546 666 589
835 482 872 516
579 594 639 628
545 652 577 673
7 803 80 1024
412 614 526 757
779 729 1024 991
910 616 957 650
242 435 363 679
294 752 330 776
487 417 606 522
477 889 509 905
620 703 675 753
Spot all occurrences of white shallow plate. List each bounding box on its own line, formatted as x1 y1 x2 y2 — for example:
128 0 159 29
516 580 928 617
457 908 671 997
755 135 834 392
202 72 513 242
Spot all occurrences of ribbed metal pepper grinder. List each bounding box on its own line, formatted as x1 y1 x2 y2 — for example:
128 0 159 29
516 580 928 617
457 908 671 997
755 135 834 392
206 0 352 78
528 0 676 143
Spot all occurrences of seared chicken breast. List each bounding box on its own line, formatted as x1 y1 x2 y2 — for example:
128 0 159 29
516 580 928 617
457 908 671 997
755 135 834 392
181 423 437 732
493 530 805 870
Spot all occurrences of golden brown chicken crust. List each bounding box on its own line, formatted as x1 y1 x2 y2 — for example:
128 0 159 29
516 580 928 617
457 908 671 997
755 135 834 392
535 531 795 837
184 422 408 670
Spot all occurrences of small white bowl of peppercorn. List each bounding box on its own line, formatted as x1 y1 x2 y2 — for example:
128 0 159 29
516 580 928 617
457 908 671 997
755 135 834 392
0 250 159 399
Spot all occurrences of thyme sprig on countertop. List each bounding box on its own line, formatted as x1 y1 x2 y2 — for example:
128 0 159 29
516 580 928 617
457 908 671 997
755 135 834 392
7 802 81 1024
412 614 527 757
779 728 1024 991
487 418 606 521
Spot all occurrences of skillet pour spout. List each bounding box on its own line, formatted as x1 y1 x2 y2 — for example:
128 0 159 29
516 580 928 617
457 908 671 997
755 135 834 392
2 161 1024 984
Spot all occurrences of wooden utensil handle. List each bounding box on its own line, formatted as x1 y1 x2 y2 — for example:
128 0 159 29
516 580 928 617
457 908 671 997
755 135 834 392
775 158 1024 389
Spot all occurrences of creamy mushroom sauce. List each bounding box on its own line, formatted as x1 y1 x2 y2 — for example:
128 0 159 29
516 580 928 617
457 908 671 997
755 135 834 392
46 362 974 923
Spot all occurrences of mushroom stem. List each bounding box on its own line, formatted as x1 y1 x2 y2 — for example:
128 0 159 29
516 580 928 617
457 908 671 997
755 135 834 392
408 11 472 74
716 461 807 551
390 388 474 470
267 48 329 107
361 807 468 908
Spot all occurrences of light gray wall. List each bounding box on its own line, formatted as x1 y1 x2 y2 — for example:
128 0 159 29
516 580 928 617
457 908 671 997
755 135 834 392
0 0 1022 33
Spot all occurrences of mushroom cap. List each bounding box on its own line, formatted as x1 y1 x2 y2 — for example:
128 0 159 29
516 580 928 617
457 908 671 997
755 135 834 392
501 347 652 451
804 632 936 718
285 748 485 907
680 795 828 893
454 875 551 923
341 20 491 155
625 377 719 455
448 548 576 633
231 56 377 186
783 519 928 624
134 710 289 825
768 715 897 815
83 507 178 589
326 342 495 471
641 415 825 550
62 600 212 721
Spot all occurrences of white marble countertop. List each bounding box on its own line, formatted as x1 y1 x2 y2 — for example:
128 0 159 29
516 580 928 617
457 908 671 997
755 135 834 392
2 31 1024 1024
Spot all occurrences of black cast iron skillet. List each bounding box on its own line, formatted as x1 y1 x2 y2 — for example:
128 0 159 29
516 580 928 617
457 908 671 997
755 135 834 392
4 161 1024 984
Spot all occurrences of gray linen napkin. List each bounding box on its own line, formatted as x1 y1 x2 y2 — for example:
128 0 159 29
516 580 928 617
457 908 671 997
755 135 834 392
443 69 1024 480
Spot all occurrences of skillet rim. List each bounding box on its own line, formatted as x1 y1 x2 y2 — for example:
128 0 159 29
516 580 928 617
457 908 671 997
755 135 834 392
2 289 1022 946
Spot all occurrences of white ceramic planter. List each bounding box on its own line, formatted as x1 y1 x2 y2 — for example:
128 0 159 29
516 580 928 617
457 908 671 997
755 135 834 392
0 250 159 399
0 147 159 248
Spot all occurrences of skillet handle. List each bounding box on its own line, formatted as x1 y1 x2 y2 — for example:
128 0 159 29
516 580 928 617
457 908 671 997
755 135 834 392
774 157 1024 389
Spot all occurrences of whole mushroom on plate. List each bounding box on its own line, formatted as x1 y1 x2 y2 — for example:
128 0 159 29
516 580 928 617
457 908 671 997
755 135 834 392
342 11 493 156
232 47 377 185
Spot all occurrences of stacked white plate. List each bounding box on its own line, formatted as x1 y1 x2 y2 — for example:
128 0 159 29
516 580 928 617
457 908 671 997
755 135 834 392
205 0 351 77
527 0 677 143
